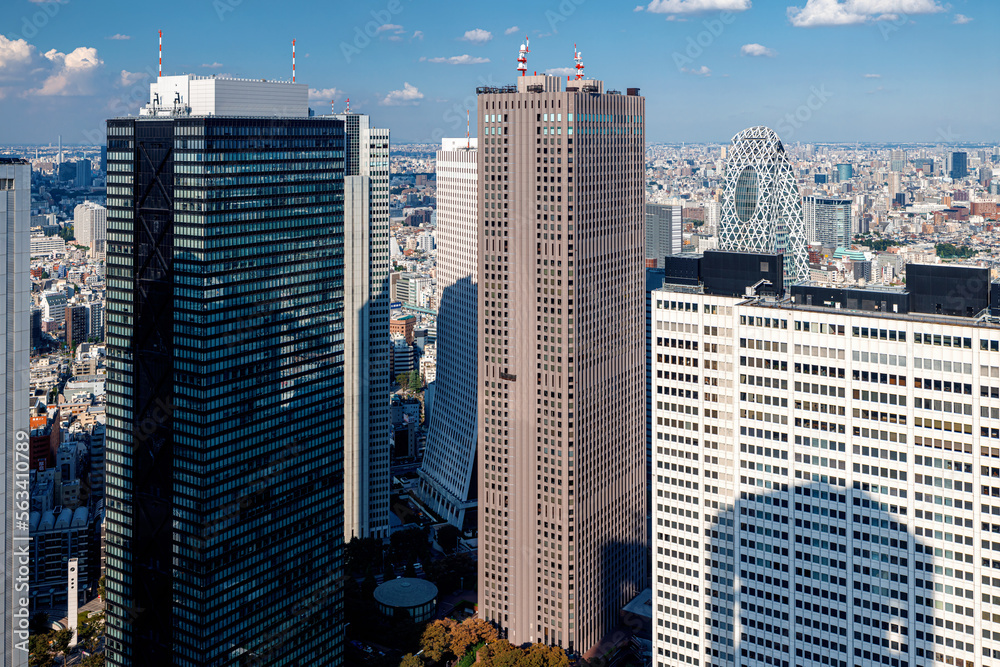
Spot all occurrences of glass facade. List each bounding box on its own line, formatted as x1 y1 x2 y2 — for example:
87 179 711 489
104 116 346 666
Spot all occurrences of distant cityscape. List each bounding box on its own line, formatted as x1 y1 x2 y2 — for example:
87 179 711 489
3 20 1000 667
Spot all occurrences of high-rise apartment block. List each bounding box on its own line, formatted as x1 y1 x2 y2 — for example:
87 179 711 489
418 137 479 529
646 203 682 266
719 127 809 285
73 201 107 259
104 75 346 666
337 111 392 540
476 73 646 653
2 157 30 667
651 253 1000 667
804 196 851 249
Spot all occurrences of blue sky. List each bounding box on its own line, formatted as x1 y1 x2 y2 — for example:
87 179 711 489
0 0 995 145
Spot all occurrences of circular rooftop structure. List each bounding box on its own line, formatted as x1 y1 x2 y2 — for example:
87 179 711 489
373 578 438 623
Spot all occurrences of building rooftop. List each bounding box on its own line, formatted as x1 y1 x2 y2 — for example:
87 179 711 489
373 577 437 608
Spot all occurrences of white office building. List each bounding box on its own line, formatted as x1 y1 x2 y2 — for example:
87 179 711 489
73 201 107 258
652 255 1000 667
339 112 392 540
416 137 479 529
2 157 30 667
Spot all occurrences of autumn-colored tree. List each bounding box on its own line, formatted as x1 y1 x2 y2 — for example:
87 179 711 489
419 618 457 663
522 643 570 667
399 653 423 667
476 639 521 667
450 617 499 658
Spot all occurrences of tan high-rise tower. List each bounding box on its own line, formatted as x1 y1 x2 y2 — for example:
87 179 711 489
476 73 646 653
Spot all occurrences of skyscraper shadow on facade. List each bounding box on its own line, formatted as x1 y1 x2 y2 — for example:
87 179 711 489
702 482 941 667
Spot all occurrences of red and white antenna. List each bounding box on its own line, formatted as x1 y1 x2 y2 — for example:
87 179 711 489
517 37 529 77
331 99 335 115
466 110 470 149
158 30 162 78
574 43 584 80
292 39 296 83
345 98 350 113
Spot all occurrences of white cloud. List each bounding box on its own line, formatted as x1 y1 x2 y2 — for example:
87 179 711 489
545 67 576 76
460 29 493 43
863 72 881 77
953 13 972 24
308 87 341 101
681 65 712 76
201 62 223 68
106 34 131 40
375 24 405 34
412 30 424 40
32 46 103 96
641 0 751 14
787 0 944 27
380 82 423 106
0 35 35 75
504 26 520 34
422 55 490 65
118 70 148 87
740 43 776 56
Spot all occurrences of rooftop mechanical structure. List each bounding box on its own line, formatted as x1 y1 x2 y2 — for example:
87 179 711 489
719 125 809 284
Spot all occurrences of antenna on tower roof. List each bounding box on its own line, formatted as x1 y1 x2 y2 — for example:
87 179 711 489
345 98 350 113
517 37 529 77
158 30 162 78
574 43 584 80
292 39 296 83
331 99 335 115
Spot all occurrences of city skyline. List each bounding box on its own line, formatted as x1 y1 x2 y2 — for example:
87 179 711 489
0 0 996 145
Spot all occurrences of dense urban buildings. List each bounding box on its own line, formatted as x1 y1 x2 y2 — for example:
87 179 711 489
651 252 1000 667
719 126 810 284
338 111 392 540
103 75 346 666
418 137 479 529
2 157 30 667
476 72 646 653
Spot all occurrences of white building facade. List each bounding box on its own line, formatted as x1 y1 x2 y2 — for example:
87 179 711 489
416 138 479 529
652 276 1000 667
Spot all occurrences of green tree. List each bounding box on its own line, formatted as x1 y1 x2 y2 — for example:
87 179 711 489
50 629 73 667
396 372 409 388
345 536 384 575
97 575 106 600
382 557 396 582
83 654 106 667
361 565 378 598
408 370 423 392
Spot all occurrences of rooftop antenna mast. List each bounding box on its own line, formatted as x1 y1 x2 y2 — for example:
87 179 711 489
574 43 584 80
158 30 162 78
292 39 296 83
517 37 529 77
331 99 335 115
345 98 350 113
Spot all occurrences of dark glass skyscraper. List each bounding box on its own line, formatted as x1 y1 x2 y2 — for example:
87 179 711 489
104 106 346 665
950 151 968 179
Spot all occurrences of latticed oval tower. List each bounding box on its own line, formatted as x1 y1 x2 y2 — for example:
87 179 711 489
719 126 809 284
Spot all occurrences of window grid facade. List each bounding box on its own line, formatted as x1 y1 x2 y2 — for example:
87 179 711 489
652 288 1000 667
104 116 346 667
